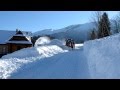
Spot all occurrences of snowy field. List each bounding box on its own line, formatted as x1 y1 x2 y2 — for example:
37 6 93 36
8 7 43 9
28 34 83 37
0 34 120 79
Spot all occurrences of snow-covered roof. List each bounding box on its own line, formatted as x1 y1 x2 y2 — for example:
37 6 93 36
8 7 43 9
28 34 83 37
6 34 32 44
6 41 32 44
0 30 32 44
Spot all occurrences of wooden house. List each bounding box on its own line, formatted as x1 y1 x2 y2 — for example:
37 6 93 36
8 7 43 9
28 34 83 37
0 30 32 57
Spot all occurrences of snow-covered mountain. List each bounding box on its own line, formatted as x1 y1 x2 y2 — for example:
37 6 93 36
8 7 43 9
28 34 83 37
33 21 117 43
33 22 95 43
33 29 55 36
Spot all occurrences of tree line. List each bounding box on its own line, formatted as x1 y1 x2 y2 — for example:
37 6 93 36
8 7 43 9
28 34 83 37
90 11 120 40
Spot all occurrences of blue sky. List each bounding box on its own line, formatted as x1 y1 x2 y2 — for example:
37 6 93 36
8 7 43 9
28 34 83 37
0 11 119 33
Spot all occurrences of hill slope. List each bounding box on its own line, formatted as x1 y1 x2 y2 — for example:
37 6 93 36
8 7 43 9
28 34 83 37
33 22 95 43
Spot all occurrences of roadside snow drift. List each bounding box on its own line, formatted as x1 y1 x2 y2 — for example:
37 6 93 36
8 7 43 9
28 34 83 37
35 36 50 47
0 43 67 79
0 42 89 79
35 37 65 47
9 44 90 79
84 33 120 79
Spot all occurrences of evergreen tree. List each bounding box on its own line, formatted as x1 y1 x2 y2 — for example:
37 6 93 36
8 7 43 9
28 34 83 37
98 12 111 38
90 30 96 40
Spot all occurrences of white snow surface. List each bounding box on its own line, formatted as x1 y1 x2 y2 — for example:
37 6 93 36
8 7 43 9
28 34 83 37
84 33 120 79
35 37 65 47
35 37 51 47
0 45 68 79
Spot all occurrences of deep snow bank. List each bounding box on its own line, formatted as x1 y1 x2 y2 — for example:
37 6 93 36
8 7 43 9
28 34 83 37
2 45 65 59
35 37 65 47
0 45 67 79
35 36 50 47
2 47 38 59
35 37 68 50
84 33 120 79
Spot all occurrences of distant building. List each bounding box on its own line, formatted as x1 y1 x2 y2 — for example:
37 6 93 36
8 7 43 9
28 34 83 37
0 29 33 57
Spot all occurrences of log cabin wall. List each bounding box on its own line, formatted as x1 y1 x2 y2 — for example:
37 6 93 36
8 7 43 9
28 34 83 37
0 44 8 54
7 43 32 53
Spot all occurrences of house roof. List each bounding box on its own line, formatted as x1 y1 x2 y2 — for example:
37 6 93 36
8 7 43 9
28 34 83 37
6 36 32 44
9 36 28 41
6 41 32 44
16 30 23 35
0 30 32 44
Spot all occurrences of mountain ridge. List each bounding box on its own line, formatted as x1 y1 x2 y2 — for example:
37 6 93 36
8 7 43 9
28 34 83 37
33 22 95 43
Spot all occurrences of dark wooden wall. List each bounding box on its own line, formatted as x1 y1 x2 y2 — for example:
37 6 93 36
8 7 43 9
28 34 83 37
7 44 32 53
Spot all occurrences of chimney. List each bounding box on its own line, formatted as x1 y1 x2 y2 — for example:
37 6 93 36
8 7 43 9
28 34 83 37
16 29 19 33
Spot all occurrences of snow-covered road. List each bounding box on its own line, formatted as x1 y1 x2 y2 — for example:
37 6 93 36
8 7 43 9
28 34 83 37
0 42 90 79
9 46 90 79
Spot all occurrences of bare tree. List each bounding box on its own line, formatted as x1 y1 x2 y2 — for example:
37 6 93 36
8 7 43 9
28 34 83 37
90 11 104 38
91 11 103 30
112 12 120 34
112 19 119 34
117 12 120 20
